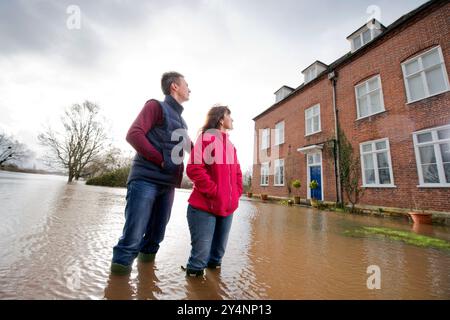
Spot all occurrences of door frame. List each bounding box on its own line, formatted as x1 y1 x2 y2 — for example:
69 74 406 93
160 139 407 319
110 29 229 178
307 151 324 201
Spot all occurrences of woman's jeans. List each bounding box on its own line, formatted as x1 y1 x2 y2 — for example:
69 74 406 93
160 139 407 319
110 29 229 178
112 180 175 266
186 205 233 271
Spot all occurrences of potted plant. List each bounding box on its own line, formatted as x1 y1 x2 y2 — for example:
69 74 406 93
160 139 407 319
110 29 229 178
408 197 432 224
260 184 268 200
309 180 319 208
292 179 301 204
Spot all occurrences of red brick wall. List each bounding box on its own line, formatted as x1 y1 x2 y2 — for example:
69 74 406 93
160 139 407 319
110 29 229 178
252 1 450 212
335 1 450 212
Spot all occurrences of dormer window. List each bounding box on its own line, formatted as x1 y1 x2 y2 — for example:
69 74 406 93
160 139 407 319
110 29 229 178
274 86 294 103
301 61 328 84
347 19 386 53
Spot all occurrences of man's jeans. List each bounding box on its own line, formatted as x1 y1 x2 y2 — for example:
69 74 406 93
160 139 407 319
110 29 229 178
186 205 233 271
112 180 175 266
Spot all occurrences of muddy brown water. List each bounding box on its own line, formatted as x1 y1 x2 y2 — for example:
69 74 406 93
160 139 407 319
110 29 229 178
0 171 449 299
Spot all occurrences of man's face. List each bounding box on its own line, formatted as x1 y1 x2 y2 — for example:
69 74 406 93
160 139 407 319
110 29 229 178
172 77 190 103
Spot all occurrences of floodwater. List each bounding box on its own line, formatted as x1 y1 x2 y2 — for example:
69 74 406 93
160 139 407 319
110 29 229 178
0 171 449 300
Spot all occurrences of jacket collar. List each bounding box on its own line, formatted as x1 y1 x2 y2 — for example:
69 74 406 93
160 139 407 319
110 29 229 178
164 95 184 115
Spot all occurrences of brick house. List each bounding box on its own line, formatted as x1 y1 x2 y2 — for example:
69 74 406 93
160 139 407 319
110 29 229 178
252 0 450 213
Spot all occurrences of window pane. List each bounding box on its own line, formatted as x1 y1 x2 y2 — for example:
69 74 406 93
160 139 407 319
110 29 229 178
368 77 379 91
280 166 284 184
438 129 450 140
362 29 371 44
378 168 391 184
313 116 319 132
358 97 369 117
354 36 362 50
369 91 382 113
444 163 450 183
425 66 447 95
365 169 375 184
308 155 313 164
417 132 433 143
307 118 312 134
440 143 450 163
312 105 320 115
362 144 372 153
363 154 374 169
375 141 386 150
357 84 367 97
314 153 321 163
422 49 440 69
438 129 450 139
407 74 426 101
377 152 389 168
422 164 439 183
419 145 436 164
404 59 420 75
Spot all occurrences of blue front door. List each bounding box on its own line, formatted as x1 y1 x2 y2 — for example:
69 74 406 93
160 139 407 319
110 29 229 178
310 166 322 200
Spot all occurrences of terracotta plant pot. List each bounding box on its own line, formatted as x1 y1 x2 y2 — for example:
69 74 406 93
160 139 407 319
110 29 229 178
246 192 253 198
294 196 301 204
408 211 432 224
260 194 268 201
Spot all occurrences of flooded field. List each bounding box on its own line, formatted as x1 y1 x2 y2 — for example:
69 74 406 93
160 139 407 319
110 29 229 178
0 171 449 299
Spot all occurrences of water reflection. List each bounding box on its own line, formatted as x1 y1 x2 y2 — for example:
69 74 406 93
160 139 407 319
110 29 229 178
0 172 449 300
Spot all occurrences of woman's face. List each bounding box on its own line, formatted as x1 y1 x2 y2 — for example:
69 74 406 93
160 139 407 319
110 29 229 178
221 112 233 130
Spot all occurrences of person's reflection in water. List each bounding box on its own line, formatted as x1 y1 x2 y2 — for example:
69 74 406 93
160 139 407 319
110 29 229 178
183 268 229 300
136 261 162 300
103 273 134 300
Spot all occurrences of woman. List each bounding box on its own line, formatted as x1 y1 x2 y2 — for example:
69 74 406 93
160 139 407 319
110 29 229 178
184 105 243 277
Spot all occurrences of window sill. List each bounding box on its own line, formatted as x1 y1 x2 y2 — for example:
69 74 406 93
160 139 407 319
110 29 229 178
305 130 322 137
361 185 397 188
274 184 285 187
356 109 387 121
406 89 450 105
417 184 450 188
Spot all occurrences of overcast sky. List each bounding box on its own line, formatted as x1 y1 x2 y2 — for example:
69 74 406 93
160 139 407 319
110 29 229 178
0 0 428 171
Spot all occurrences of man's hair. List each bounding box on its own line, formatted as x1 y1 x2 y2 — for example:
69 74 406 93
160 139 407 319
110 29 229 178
161 71 184 95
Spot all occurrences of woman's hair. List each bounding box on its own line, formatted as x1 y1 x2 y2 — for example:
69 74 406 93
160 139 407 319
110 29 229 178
200 105 231 133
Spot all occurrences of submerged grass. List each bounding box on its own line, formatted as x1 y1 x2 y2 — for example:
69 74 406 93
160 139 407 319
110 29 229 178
343 226 450 251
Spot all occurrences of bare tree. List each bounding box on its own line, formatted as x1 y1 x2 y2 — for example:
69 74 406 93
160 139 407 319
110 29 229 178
82 147 132 179
0 133 29 166
38 101 108 182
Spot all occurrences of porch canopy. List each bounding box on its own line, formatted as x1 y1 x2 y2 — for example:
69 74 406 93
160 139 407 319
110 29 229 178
297 144 323 154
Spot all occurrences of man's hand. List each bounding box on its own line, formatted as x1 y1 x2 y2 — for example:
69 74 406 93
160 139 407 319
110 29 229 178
161 161 165 169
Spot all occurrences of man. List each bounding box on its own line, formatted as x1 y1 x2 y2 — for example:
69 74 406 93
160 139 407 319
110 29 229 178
111 71 191 275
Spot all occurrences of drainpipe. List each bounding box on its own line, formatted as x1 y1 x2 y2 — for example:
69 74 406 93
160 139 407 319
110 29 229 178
328 70 342 204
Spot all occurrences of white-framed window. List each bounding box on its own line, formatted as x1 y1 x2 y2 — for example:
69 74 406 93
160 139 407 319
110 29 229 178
355 75 385 119
413 125 450 187
260 128 270 150
360 138 395 187
274 159 285 186
305 104 321 136
352 28 373 51
275 121 285 145
260 162 269 186
305 67 317 83
401 46 450 103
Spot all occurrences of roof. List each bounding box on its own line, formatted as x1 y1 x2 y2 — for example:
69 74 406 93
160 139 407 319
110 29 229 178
301 60 328 73
274 85 295 94
253 0 441 121
346 18 387 39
